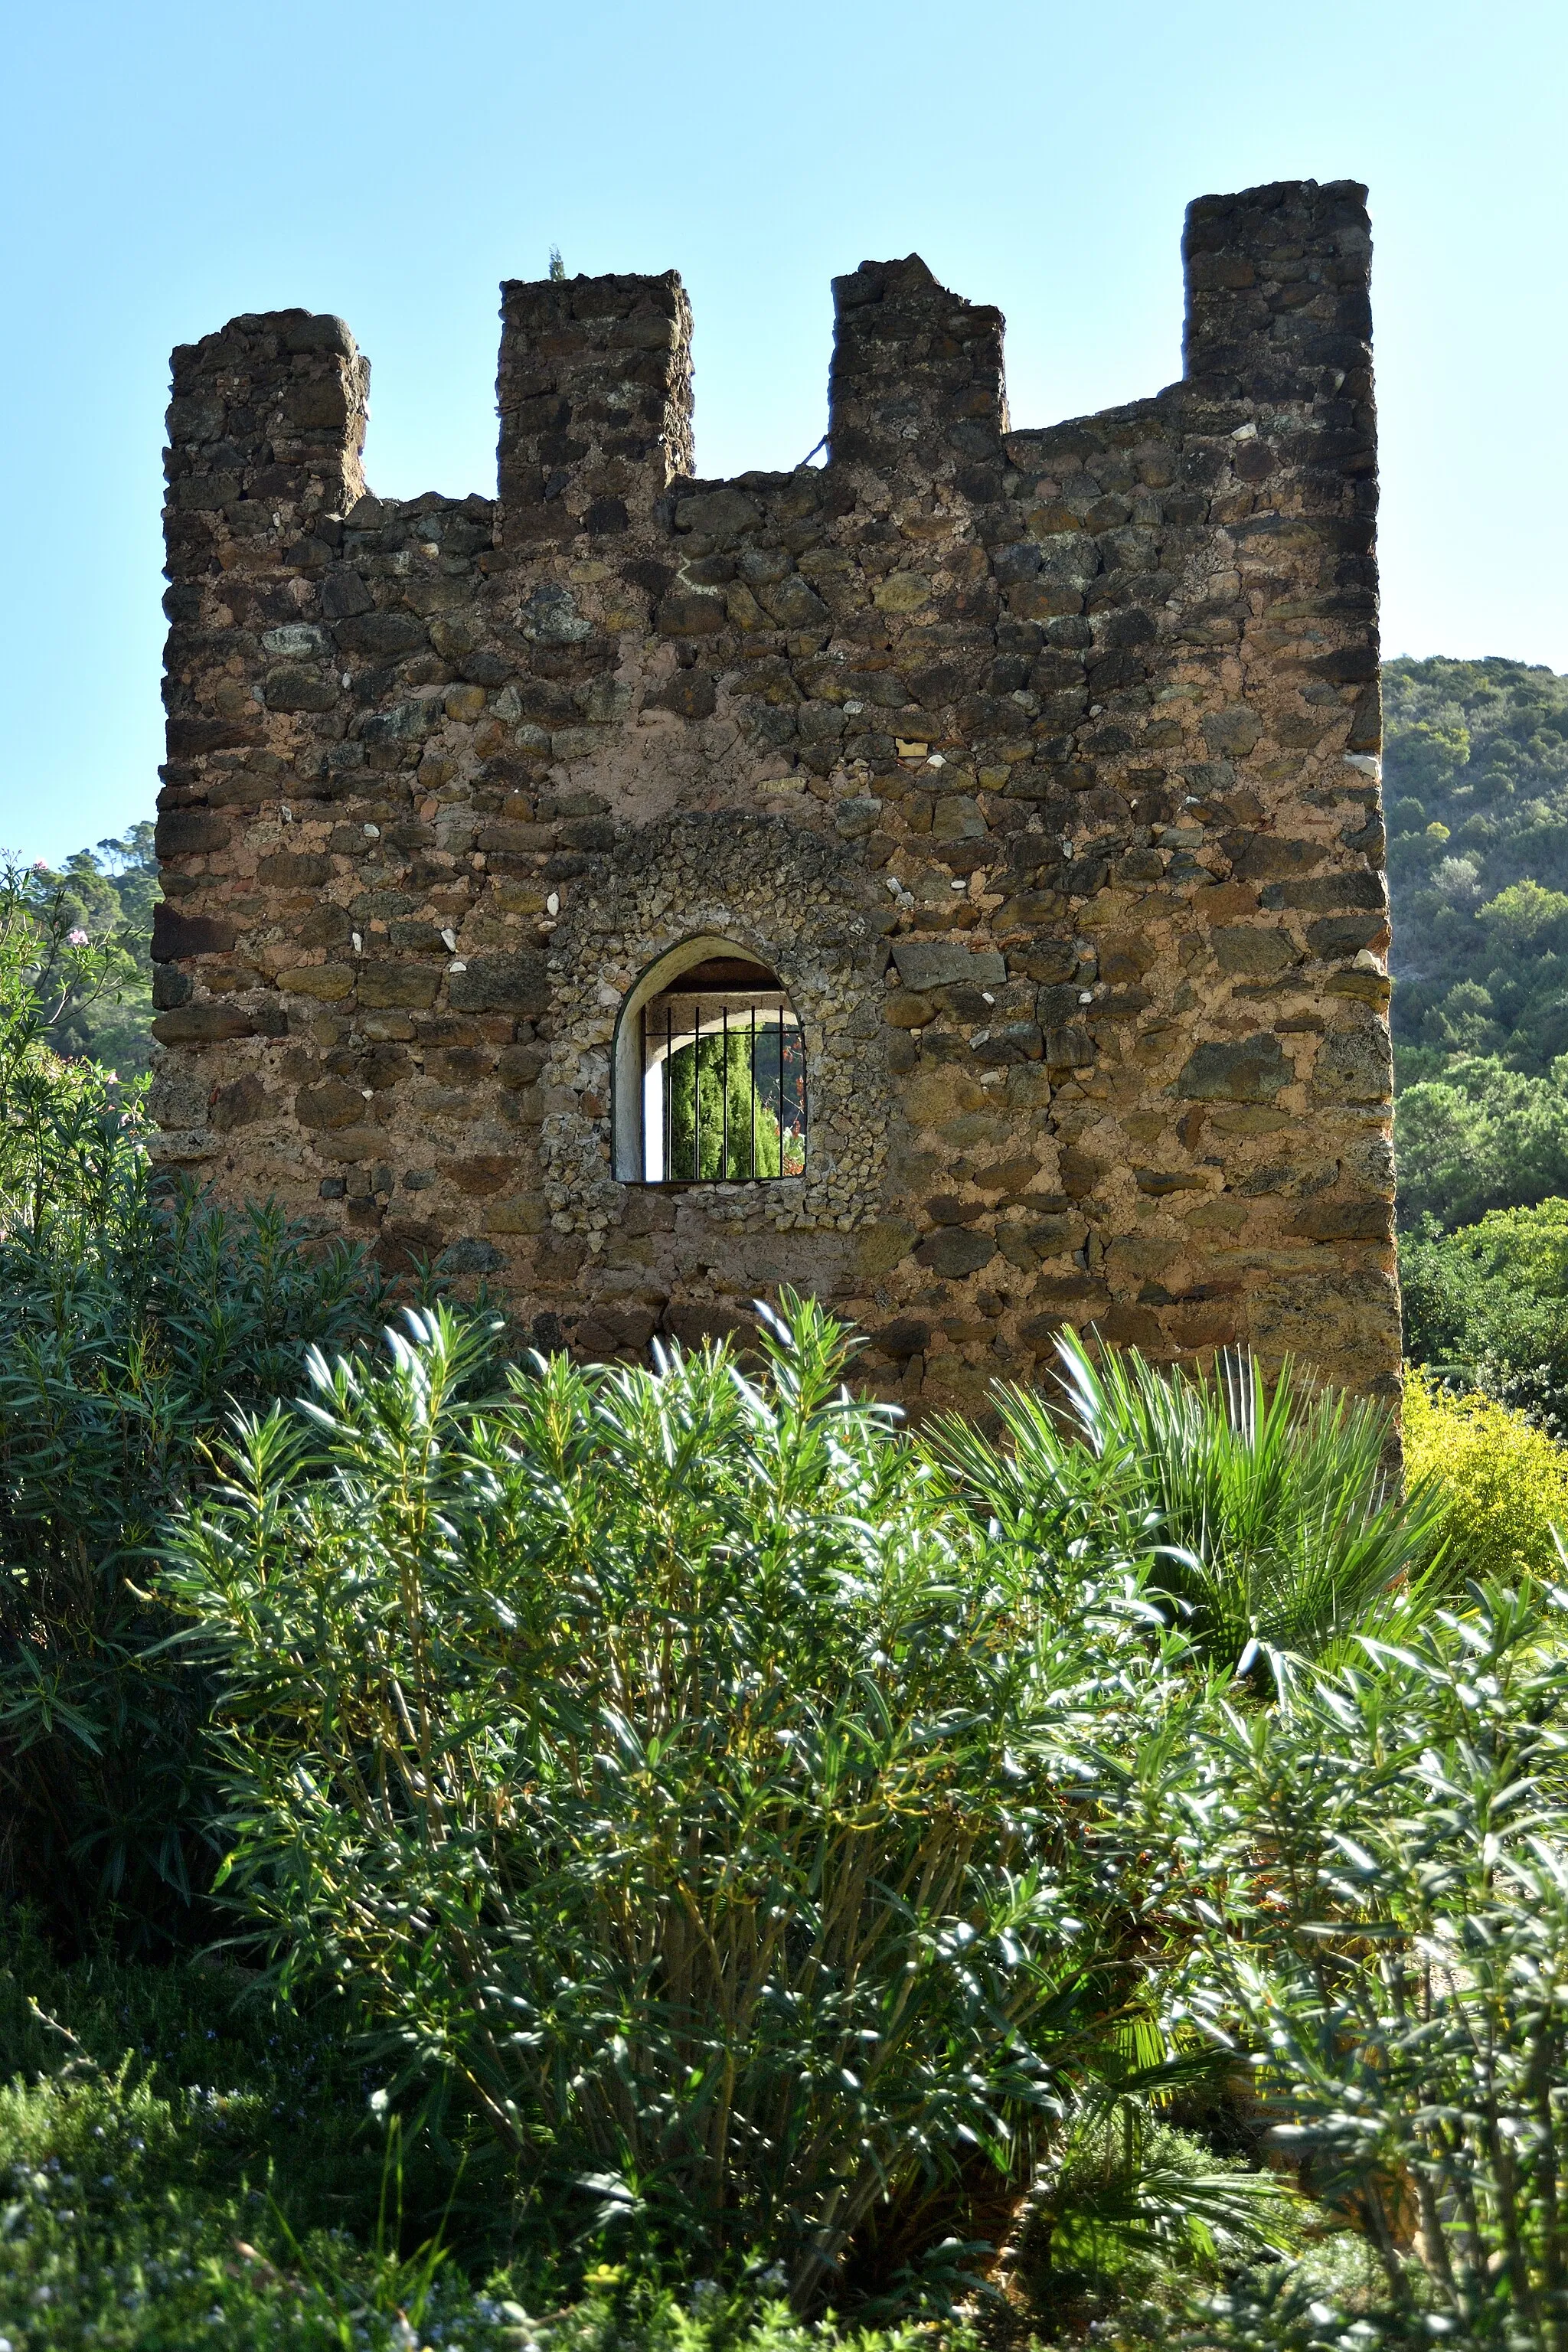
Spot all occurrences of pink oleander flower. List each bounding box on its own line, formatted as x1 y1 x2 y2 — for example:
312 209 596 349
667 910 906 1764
32 859 48 872
67 928 89 946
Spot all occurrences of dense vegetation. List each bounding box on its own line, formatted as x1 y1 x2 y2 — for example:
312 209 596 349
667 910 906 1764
1374 657 1568 1414
6 827 159 1080
13 697 1568 2343
1387 656 1568 1076
5 892 1568 2346
1385 657 1568 1229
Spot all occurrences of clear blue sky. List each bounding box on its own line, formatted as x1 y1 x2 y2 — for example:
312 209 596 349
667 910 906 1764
2 0 1563 867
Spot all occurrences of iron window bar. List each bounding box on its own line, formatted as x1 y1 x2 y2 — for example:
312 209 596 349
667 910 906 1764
639 982 806 1184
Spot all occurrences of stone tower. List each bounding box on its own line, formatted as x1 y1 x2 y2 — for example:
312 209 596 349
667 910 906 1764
151 178 1398 1412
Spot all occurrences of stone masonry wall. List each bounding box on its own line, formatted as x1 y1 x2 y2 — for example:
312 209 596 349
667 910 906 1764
152 178 1399 1413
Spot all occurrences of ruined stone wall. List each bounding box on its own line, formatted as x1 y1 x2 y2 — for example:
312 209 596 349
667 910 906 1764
152 178 1399 1411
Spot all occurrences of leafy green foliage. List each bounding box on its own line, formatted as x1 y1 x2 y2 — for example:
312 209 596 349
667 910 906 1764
1399 1198 1568 1432
0 1173 390 1945
933 1331 1442 1677
1386 655 1568 1078
1383 658 1568 1233
1393 1055 1568 1230
1112 1580 1568 2347
0 874 390 1944
165 1298 1215 2305
0 858 148 1243
2 828 158 1083
0 1913 978 2350
1005 2114 1297 2341
1403 1368 1568 1583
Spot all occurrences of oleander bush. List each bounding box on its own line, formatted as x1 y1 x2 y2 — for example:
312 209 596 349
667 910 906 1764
1108 1578 1568 2349
20 1272 1568 2343
0 1917 943 2352
167 1296 1234 2308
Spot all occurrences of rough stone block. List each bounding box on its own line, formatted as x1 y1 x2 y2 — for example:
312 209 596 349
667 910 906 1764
448 954 548 1014
152 1004 259 1044
279 964 355 1001
152 905 237 960
1176 1035 1291 1102
892 942 1008 991
358 965 443 1009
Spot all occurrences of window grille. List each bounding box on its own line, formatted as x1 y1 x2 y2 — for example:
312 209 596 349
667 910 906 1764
637 956 806 1184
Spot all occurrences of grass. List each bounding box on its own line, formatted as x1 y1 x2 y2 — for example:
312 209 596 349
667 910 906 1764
0 1919 462 2349
0 1916 978 2352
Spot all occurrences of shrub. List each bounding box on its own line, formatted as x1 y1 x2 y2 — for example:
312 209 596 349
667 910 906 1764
1400 1197 1568 1436
167 1298 1213 2305
0 867 391 1943
1402 1366 1568 1583
0 1910 980 2347
1117 1580 1568 2347
0 1170 393 1945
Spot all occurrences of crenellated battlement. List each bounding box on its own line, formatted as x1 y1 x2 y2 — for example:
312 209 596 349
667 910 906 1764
151 178 1398 1409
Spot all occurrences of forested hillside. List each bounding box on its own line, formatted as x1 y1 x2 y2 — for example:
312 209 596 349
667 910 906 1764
1383 657 1568 1230
1387 655 1568 1076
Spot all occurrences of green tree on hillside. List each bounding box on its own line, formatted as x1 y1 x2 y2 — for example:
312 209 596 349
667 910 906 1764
1386 655 1568 1090
13 824 158 1078
1400 1197 1568 1435
1394 1054 1568 1229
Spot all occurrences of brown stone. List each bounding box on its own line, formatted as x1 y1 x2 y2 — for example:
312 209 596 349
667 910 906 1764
297 1081 368 1129
152 1004 260 1044
872 1318 930 1361
1212 926 1297 977
441 1155 514 1196
152 905 237 959
915 1227 998 1278
320 1125 386 1162
1176 1035 1290 1102
576 1309 659 1359
975 1158 1040 1195
485 1195 547 1233
1288 1199 1390 1241
279 965 355 1001
358 965 443 1010
663 1302 758 1351
927 1195 982 1226
209 1075 267 1129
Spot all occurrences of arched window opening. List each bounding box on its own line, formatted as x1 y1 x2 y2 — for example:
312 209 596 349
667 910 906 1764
612 942 806 1185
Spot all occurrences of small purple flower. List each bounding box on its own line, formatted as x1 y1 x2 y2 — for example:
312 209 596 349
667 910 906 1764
67 928 89 946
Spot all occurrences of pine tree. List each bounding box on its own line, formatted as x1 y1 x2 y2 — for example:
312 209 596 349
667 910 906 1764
667 1030 782 1178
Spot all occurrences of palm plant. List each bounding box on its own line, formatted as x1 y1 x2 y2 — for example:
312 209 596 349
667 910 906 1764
933 1331 1449 1677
